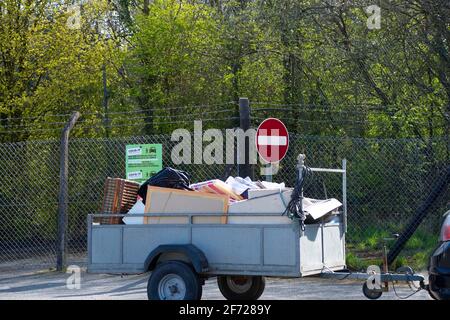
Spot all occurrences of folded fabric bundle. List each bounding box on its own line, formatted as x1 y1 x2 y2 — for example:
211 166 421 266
258 180 285 190
224 176 286 199
225 176 255 195
190 179 244 201
190 177 286 202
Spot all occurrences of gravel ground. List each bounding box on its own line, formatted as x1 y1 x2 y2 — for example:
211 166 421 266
0 268 432 300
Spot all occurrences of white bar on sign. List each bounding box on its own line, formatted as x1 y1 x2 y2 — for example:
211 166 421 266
128 159 143 164
127 147 142 156
257 135 287 146
127 171 143 179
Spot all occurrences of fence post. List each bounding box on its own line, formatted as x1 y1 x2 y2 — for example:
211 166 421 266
238 98 253 179
56 111 81 271
102 64 110 139
342 158 347 233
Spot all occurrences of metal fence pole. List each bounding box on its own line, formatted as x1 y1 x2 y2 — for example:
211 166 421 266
387 165 450 267
56 112 81 271
102 64 110 139
342 159 347 233
238 98 253 179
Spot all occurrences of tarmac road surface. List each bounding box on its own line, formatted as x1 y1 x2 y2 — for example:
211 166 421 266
0 268 432 300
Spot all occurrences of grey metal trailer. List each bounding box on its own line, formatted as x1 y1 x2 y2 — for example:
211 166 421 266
87 157 426 300
88 211 346 299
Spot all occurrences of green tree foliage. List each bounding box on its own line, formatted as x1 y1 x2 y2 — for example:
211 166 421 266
126 0 229 131
0 1 448 267
0 0 448 140
0 0 123 141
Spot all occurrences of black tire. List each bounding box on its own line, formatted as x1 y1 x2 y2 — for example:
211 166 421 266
217 275 265 300
428 286 439 300
428 275 450 301
362 282 383 300
197 281 203 300
147 261 201 300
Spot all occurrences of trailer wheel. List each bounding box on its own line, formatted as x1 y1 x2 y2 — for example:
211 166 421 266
147 261 202 300
217 276 265 300
362 282 383 300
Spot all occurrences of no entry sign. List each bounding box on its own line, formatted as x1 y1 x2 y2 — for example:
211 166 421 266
256 118 289 163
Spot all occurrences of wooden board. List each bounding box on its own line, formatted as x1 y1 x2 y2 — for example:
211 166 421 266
144 186 229 224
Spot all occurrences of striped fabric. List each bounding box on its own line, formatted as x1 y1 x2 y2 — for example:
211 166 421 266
190 179 244 201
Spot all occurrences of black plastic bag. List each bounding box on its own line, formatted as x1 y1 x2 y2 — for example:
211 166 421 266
138 167 192 204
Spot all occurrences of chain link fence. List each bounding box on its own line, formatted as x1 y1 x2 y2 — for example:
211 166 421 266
0 133 448 270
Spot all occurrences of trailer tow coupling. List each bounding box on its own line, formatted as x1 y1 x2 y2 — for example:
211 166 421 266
320 267 426 300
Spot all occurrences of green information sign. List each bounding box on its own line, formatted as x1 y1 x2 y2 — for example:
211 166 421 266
125 144 162 183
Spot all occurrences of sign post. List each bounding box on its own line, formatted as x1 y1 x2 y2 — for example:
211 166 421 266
125 144 162 183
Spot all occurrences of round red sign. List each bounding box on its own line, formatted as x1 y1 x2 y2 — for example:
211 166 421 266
256 118 289 163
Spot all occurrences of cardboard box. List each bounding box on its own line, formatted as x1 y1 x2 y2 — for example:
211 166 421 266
303 198 342 220
122 199 145 225
246 188 290 199
228 189 293 214
228 192 342 224
144 186 229 224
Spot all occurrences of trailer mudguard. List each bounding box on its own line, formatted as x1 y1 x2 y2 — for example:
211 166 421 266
144 244 209 273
